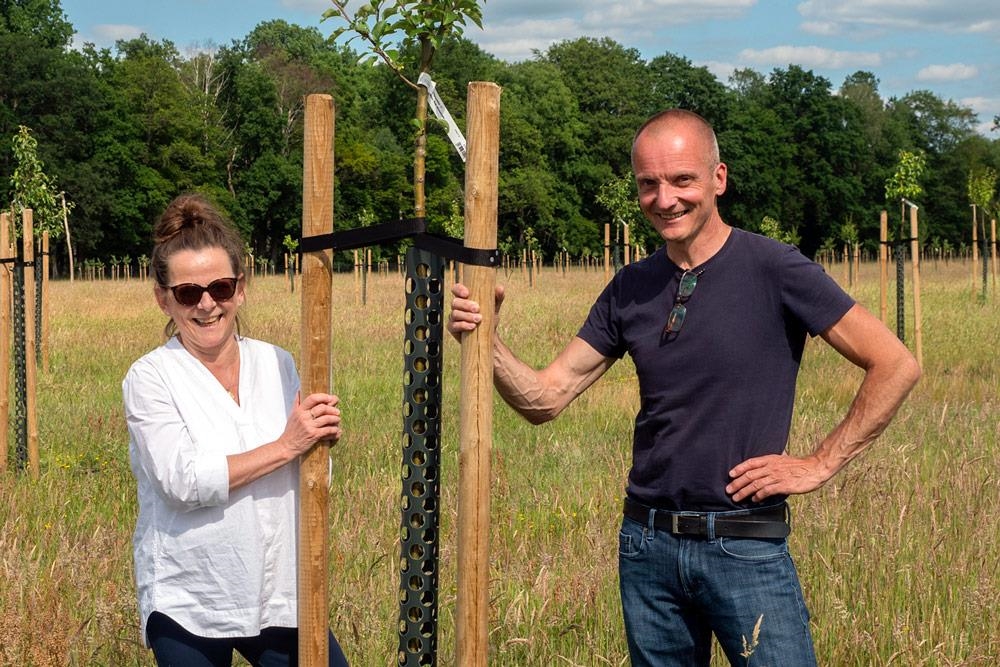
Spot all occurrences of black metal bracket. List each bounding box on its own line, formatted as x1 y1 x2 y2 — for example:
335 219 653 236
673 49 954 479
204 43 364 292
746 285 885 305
300 217 499 267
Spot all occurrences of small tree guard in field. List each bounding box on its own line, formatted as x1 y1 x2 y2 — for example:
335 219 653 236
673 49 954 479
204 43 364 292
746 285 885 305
5 209 40 478
880 205 923 365
299 93 336 667
398 248 445 666
12 222 26 470
971 205 979 297
39 232 49 372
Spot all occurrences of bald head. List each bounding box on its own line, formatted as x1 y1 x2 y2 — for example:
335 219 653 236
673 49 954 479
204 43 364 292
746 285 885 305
631 109 720 169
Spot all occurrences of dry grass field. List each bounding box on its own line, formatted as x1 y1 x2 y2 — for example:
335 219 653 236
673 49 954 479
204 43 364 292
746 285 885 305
0 256 997 665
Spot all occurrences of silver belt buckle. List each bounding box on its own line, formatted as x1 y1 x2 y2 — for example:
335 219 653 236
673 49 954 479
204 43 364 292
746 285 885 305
671 512 700 534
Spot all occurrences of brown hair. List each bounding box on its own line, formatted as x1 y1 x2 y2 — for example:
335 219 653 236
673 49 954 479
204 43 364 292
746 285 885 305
151 193 246 338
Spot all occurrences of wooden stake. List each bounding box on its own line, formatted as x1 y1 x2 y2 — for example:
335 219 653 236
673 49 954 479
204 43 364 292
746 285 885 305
853 241 860 288
909 206 923 368
298 93 335 666
0 212 10 474
456 81 500 667
61 193 74 283
23 210 39 480
623 224 631 266
842 244 849 286
992 218 997 293
879 211 888 326
603 223 610 283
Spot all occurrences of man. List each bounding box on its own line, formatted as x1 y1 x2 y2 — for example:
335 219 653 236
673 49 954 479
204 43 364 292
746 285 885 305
447 109 920 666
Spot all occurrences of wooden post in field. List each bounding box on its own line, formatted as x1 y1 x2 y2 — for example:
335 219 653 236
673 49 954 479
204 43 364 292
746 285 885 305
298 93 335 667
353 250 360 305
991 218 997 293
23 210 39 480
61 192 74 283
909 206 923 368
603 223 610 283
842 244 849 286
879 211 888 326
456 81 500 667
0 212 10 474
853 241 860 288
623 224 631 266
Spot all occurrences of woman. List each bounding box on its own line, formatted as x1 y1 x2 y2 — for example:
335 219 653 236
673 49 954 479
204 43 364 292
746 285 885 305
123 193 349 666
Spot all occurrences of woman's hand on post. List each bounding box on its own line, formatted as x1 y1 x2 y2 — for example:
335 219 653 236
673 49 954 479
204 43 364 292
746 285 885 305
283 393 342 455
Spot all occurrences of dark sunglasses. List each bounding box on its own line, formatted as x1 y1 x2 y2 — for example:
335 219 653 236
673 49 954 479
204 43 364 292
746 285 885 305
163 277 240 307
664 269 702 335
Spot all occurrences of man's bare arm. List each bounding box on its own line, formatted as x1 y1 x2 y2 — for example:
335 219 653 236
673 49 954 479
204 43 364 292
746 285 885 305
448 283 615 425
727 303 921 503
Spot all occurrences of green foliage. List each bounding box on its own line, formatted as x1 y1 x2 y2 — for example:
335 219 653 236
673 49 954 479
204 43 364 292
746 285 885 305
9 125 62 237
442 199 463 238
595 175 641 228
757 215 800 246
0 0 73 48
885 149 927 202
966 166 997 214
323 0 483 81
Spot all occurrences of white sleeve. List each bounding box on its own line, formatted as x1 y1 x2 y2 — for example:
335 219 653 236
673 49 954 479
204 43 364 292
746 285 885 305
123 359 230 509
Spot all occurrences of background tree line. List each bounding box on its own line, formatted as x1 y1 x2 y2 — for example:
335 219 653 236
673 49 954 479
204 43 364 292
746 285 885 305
2 0 999 275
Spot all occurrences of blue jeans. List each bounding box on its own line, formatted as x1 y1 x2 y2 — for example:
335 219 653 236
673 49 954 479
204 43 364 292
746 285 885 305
146 612 350 667
618 508 816 667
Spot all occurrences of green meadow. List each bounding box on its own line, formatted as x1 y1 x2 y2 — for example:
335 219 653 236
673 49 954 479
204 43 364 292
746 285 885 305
1 259 997 665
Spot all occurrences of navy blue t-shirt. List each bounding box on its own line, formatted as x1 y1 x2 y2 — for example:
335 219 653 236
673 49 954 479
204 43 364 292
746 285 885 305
577 228 855 511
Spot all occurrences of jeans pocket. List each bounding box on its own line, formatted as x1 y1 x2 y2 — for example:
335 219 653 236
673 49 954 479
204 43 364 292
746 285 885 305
718 536 788 561
618 518 646 558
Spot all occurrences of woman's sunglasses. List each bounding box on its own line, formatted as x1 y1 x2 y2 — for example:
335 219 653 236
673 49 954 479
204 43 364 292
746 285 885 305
163 277 240 307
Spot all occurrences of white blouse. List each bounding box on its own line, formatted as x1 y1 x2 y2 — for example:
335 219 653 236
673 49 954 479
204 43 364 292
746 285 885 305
123 336 301 646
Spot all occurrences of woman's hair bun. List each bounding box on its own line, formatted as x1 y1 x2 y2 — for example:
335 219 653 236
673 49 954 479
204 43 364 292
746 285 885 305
153 193 221 244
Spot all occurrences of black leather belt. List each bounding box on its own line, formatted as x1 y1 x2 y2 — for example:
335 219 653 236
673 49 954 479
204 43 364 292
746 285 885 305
623 498 790 539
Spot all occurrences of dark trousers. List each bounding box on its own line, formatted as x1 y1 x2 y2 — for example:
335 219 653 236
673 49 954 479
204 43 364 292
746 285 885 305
146 611 350 667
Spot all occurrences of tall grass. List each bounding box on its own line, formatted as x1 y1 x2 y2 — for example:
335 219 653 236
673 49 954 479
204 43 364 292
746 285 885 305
0 259 996 665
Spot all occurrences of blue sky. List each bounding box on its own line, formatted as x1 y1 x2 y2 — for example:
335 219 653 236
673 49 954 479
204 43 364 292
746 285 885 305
60 0 999 135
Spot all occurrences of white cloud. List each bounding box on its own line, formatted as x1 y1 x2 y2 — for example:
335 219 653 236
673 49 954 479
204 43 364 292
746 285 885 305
917 63 979 82
93 24 145 42
739 45 881 70
800 21 841 36
477 0 760 60
581 0 756 28
796 0 1000 33
701 60 738 82
281 0 331 10
476 18 585 61
961 96 999 113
